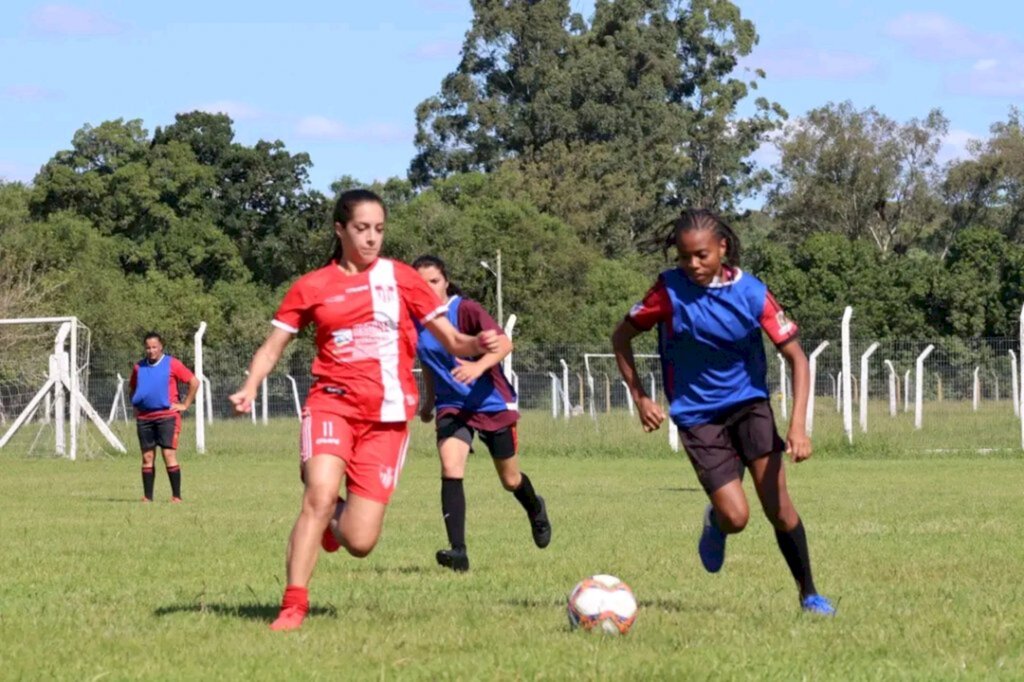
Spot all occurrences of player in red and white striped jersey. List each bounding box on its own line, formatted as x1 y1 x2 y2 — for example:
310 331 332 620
230 189 501 631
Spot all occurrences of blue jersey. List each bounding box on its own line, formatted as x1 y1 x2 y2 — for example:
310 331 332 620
627 267 797 427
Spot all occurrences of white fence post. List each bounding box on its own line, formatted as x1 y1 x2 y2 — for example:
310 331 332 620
903 370 911 413
806 342 829 436
972 367 980 412
883 360 898 418
777 352 788 420
841 307 853 444
193 321 207 454
285 375 302 421
1019 304 1024 451
560 359 570 420
203 376 213 425
1010 350 1020 418
835 371 842 413
548 373 559 419
859 342 879 433
261 376 269 426
621 381 634 417
914 345 935 430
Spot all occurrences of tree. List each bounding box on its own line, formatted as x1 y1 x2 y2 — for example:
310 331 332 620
768 102 947 256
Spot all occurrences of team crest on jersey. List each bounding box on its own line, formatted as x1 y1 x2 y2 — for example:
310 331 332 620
373 284 397 303
332 329 354 347
379 465 396 489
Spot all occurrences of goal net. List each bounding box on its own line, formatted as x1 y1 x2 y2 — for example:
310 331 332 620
0 317 127 459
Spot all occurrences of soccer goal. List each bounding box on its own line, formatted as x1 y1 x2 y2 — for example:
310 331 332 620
0 317 126 459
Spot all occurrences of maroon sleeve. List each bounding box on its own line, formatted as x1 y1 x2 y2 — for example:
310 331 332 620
456 299 503 335
626 277 673 331
760 290 799 345
129 364 138 392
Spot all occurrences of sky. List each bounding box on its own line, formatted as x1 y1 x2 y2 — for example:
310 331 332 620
1 1 1023 197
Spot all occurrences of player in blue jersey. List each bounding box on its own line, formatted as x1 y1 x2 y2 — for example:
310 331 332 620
413 255 551 572
611 209 834 615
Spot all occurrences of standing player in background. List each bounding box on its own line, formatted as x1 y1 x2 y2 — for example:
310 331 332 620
611 209 835 615
130 332 200 503
230 190 501 632
413 255 550 573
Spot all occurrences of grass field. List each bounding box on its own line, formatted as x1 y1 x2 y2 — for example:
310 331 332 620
2 409 1024 680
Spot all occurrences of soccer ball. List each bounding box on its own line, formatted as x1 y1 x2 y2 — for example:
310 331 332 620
566 574 638 635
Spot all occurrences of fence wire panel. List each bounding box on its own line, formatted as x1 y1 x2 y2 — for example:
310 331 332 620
7 337 1021 457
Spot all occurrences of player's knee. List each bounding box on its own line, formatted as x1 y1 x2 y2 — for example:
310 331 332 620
303 489 337 519
717 507 749 533
766 503 799 531
498 470 520 491
343 536 377 558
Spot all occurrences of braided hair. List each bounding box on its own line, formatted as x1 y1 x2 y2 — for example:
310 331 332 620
657 209 741 266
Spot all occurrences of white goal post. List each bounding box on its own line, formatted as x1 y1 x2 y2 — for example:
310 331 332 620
0 317 126 459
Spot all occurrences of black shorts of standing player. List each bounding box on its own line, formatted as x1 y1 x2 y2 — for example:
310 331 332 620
678 399 785 495
435 414 517 459
136 416 181 452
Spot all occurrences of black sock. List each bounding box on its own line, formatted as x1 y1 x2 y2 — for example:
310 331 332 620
441 477 466 551
142 467 155 500
774 519 817 598
512 472 542 517
167 465 181 499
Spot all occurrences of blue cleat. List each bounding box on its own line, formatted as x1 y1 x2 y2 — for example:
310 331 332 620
698 504 727 573
801 594 836 616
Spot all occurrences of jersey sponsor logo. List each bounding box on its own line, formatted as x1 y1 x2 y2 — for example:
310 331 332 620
325 294 346 304
379 465 396 490
328 320 398 362
346 285 369 294
315 419 340 446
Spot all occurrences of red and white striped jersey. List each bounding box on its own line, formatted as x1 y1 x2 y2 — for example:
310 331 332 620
273 258 447 422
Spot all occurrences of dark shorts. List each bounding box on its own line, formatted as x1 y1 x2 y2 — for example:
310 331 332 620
137 417 180 452
436 414 518 460
678 399 785 495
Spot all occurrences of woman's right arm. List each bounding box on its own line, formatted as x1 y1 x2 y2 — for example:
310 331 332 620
611 319 665 432
229 328 294 413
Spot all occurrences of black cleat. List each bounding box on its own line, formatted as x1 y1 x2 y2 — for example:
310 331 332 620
530 496 551 548
435 547 470 572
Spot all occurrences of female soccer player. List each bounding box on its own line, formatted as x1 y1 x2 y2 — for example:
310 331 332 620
229 190 501 631
412 255 550 572
610 209 835 615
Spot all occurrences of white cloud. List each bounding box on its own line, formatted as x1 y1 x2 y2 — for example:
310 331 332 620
190 100 262 121
883 13 1012 60
938 129 983 164
947 57 1024 97
743 48 880 80
29 4 123 37
408 40 461 61
295 116 410 144
414 0 463 11
3 85 59 101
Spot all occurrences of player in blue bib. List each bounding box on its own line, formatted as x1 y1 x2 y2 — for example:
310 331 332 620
413 255 551 573
611 209 835 616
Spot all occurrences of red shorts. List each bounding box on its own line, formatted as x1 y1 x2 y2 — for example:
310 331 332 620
299 409 410 504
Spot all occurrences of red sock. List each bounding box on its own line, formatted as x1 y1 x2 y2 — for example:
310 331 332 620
281 585 309 612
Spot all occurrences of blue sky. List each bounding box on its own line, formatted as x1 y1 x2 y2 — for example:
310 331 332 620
2 1 1023 197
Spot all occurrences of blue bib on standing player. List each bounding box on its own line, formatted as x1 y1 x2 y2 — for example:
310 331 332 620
416 296 516 412
132 355 172 411
657 269 771 428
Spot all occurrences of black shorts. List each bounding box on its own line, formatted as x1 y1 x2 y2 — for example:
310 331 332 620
136 417 180 452
436 414 518 460
678 399 785 495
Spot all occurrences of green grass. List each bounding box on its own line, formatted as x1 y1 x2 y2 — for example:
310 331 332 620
2 413 1024 680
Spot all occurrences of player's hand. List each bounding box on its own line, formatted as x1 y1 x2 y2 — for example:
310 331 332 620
170 402 187 413
786 429 812 462
229 388 256 414
419 408 434 423
636 395 665 433
475 330 501 354
450 357 484 384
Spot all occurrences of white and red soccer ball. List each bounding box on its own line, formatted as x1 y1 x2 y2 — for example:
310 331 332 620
566 574 638 635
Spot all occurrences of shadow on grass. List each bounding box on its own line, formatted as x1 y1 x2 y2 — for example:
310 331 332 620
154 602 337 621
660 487 703 494
363 564 428 575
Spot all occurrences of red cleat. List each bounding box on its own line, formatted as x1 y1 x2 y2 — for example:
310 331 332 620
269 605 308 631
